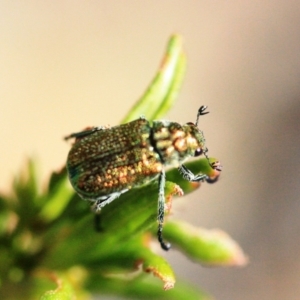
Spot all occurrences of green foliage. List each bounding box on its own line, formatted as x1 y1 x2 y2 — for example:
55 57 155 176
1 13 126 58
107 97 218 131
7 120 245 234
0 35 247 299
121 35 186 123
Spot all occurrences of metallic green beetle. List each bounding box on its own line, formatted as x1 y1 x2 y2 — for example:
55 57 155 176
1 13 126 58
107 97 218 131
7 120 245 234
65 106 221 250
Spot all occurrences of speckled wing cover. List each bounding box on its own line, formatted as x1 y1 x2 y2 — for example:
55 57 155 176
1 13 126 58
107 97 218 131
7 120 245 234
66 118 163 200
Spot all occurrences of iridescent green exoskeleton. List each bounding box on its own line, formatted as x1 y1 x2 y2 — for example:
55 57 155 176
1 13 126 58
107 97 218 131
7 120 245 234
65 106 222 250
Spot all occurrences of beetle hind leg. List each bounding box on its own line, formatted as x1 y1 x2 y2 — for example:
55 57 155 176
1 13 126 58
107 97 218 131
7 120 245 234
94 213 103 232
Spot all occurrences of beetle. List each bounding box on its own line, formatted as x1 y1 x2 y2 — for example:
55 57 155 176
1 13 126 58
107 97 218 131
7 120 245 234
65 106 222 250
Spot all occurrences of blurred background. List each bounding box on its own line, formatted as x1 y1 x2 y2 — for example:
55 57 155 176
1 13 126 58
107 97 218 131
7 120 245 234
1 1 300 299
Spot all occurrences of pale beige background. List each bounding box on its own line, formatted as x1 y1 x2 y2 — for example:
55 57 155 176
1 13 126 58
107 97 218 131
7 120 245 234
1 1 300 299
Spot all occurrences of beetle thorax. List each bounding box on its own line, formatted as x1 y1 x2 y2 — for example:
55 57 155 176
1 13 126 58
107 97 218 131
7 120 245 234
151 120 206 167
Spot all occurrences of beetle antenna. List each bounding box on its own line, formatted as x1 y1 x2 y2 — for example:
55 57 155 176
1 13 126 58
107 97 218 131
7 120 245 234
195 105 209 126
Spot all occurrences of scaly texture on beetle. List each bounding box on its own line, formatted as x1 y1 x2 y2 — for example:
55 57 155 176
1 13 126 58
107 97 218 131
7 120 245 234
67 118 206 200
65 106 222 250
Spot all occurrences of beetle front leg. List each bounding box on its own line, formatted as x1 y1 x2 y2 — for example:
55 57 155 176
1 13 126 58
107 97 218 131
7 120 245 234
157 169 171 251
178 161 222 183
178 164 209 182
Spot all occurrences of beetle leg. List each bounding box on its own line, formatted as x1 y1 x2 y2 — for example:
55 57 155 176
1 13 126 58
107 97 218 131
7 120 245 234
210 160 222 172
64 126 104 140
94 213 103 232
93 190 128 231
91 191 126 212
178 164 209 182
206 175 220 184
157 169 171 251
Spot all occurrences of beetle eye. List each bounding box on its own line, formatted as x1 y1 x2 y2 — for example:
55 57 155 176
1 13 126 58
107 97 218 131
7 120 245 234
194 148 203 157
